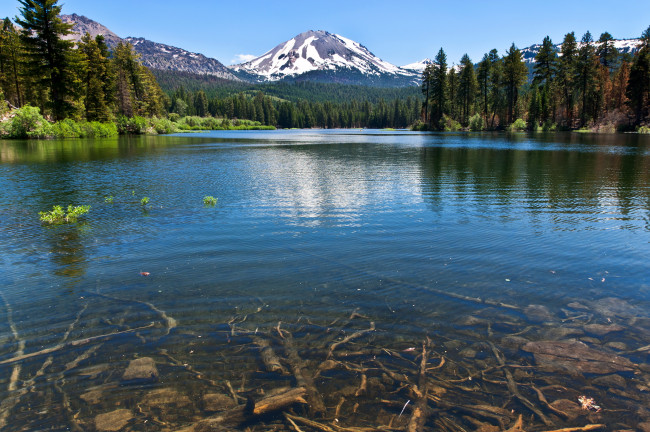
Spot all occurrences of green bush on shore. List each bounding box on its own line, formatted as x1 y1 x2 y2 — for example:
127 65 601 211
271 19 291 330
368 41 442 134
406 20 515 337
0 107 276 139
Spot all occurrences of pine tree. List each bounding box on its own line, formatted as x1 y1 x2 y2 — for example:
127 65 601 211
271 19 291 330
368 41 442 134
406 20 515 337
626 26 650 125
78 33 112 121
429 48 448 130
0 17 23 107
421 64 432 124
596 32 618 72
502 43 527 125
558 32 578 127
457 54 477 126
477 53 491 121
576 31 599 125
15 0 76 120
533 36 558 123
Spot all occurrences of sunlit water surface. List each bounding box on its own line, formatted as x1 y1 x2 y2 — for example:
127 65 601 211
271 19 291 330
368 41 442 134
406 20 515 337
1 130 649 431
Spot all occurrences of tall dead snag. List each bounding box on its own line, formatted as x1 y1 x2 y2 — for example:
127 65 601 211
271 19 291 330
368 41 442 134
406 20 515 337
278 327 327 416
407 340 431 432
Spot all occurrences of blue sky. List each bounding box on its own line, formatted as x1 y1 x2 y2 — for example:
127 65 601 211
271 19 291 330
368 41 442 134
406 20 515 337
3 0 648 66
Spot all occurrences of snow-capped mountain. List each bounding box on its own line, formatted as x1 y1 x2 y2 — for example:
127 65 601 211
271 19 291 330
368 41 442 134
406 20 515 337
520 38 642 64
61 14 238 80
230 30 419 86
401 58 433 73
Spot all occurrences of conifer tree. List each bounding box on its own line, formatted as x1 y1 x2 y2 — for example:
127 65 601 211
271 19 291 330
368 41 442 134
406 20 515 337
502 43 527 125
78 33 112 121
15 0 76 120
457 54 477 125
533 36 558 123
626 26 650 125
429 48 448 129
576 31 599 125
596 32 618 72
0 17 23 107
558 32 578 127
421 64 432 124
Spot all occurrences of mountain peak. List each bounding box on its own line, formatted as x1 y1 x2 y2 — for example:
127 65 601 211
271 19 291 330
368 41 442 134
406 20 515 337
231 29 414 84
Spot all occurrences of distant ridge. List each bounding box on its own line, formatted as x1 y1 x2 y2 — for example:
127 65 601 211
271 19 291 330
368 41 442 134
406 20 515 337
61 14 239 81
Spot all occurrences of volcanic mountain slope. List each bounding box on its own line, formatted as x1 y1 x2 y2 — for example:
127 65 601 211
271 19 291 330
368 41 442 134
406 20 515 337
230 30 419 86
61 14 238 80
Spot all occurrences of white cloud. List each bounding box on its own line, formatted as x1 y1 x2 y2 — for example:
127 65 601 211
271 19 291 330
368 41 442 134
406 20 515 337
231 54 256 65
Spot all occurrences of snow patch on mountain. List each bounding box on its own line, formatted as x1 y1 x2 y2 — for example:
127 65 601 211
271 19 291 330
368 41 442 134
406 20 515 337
231 30 416 82
401 58 433 73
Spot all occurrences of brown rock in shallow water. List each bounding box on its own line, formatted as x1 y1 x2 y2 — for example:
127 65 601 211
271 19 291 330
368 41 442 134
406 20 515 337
522 340 635 374
95 409 133 431
122 357 158 383
584 323 626 336
593 374 626 389
549 399 582 421
524 304 554 323
203 393 237 412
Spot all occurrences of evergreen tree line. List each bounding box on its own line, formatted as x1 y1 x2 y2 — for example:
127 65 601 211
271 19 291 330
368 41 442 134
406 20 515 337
0 0 166 123
167 87 422 129
421 27 650 131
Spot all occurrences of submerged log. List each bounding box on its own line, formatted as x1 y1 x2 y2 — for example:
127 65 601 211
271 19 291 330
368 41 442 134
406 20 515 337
189 387 307 431
281 331 327 416
252 336 288 375
522 340 635 374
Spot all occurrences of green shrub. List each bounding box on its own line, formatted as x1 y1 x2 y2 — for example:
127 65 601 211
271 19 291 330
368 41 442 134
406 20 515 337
440 114 461 132
39 205 90 224
468 114 485 132
639 126 650 134
152 117 177 134
4 106 52 138
509 118 527 132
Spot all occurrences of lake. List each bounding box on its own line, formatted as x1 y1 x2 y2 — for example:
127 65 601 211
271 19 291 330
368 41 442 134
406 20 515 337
1 130 649 431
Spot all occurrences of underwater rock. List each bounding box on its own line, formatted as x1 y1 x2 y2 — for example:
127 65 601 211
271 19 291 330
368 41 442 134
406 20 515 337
500 335 529 351
203 393 237 412
605 341 627 351
459 348 477 359
584 323 626 336
122 357 159 383
543 326 584 340
524 304 554 323
589 297 642 318
549 399 582 421
523 340 635 374
567 302 589 310
94 409 133 432
80 389 103 405
141 388 193 423
593 374 626 389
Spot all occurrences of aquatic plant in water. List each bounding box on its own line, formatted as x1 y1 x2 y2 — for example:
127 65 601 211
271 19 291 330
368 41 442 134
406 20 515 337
39 205 90 224
203 196 218 206
140 197 150 206
104 195 114 203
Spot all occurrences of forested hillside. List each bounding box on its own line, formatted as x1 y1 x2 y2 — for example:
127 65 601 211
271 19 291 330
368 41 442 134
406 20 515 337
419 29 650 131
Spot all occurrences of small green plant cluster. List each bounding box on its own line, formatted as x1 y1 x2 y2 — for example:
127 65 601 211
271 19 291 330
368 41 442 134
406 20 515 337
140 197 150 206
203 196 218 206
639 126 650 134
104 195 114 203
468 113 485 132
440 114 462 132
509 118 527 132
39 205 90 225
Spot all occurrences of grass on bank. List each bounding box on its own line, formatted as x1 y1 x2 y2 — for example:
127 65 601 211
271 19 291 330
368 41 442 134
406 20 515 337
0 106 275 139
